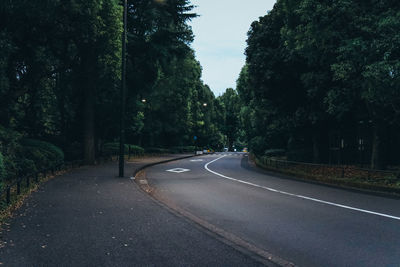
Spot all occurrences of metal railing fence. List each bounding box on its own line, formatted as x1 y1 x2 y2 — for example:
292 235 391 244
0 160 83 207
255 156 400 183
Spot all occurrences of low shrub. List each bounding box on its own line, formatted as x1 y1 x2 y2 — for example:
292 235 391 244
169 146 196 153
0 152 4 189
144 147 170 154
22 139 64 162
0 126 22 179
264 149 286 158
14 157 37 176
249 136 267 156
286 148 313 162
129 145 144 155
0 130 64 181
21 139 65 171
102 142 144 156
102 142 128 156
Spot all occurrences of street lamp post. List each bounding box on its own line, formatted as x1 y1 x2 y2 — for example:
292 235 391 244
119 0 127 177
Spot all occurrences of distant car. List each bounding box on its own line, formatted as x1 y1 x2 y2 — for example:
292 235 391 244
243 147 248 152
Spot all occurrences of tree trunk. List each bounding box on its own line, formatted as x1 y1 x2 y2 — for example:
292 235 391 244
312 133 320 163
81 48 96 165
83 83 95 164
226 136 232 152
371 125 386 170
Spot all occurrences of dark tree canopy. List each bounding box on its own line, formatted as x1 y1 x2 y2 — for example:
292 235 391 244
240 0 400 169
0 0 226 187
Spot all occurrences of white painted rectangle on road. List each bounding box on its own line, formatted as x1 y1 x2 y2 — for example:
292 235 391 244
167 168 190 173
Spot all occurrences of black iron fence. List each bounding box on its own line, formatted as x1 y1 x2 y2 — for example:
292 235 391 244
0 160 83 208
254 155 400 187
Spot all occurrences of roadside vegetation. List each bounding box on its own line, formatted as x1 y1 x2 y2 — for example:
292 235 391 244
0 1 238 191
231 0 400 173
1 0 399 195
253 154 400 195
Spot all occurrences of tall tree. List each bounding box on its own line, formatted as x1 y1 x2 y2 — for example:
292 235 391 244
218 88 240 151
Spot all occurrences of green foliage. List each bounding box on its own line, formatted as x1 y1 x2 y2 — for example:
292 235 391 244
240 0 400 168
264 149 286 158
144 147 171 154
102 143 144 156
249 136 266 156
218 88 240 151
21 139 64 171
102 143 128 156
129 145 145 155
286 149 313 163
0 0 225 176
0 152 5 189
21 139 64 162
170 146 196 153
0 126 23 179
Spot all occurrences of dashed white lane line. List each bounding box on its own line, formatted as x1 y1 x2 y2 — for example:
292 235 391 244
204 155 400 221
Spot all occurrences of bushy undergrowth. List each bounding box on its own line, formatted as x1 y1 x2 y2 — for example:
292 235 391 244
144 147 170 154
169 146 196 153
21 139 64 171
129 145 145 155
0 126 65 183
102 142 144 156
264 149 286 158
0 126 23 180
102 142 125 156
255 155 400 191
0 152 5 189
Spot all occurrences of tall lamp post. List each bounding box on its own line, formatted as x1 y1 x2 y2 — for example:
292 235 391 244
119 0 127 177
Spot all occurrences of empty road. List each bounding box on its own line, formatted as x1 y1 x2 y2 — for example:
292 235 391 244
145 152 400 266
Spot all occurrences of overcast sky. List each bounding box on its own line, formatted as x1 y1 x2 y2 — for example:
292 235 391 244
189 0 276 96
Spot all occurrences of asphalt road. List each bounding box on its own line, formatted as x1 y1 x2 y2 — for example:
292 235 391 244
145 152 400 267
0 157 264 266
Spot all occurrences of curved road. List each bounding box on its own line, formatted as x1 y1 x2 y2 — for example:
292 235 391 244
145 153 400 266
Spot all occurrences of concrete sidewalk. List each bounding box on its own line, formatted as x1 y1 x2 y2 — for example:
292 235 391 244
0 155 263 266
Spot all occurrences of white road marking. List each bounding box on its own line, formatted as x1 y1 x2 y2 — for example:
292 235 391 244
166 168 190 173
204 155 400 221
190 159 204 162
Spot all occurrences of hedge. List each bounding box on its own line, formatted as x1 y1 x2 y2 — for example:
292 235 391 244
144 147 171 154
21 139 65 171
103 142 127 156
169 146 196 153
264 149 286 158
102 142 144 156
286 148 313 162
129 145 144 155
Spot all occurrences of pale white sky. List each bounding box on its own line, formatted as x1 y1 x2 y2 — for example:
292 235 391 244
189 0 276 96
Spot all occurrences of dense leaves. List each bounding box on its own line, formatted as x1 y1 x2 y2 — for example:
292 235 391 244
240 0 400 169
0 0 225 184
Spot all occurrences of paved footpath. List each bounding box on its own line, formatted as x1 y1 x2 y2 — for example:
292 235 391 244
0 155 263 266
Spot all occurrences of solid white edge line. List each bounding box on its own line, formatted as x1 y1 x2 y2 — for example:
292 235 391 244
204 155 400 221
